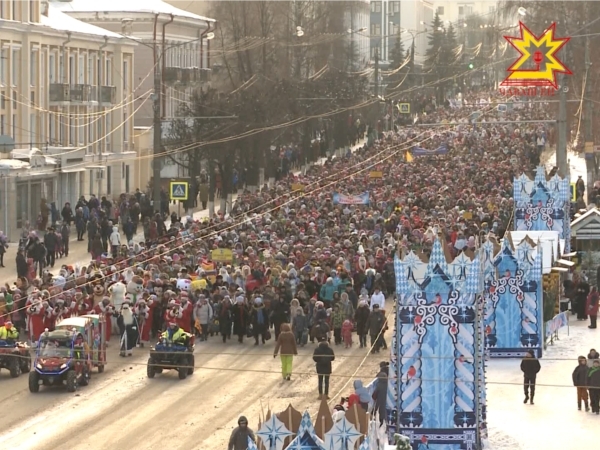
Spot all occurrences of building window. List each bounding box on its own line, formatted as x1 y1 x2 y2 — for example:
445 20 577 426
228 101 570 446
78 55 84 84
30 0 35 22
489 5 496 13
12 0 18 21
437 6 444 15
123 59 128 91
49 114 54 142
87 55 94 85
11 113 16 139
59 54 63 82
374 1 381 13
0 115 4 135
30 51 37 86
68 55 74 84
69 116 74 145
30 91 34 104
105 58 111 85
30 113 36 142
393 1 400 13
0 93 5 109
11 49 18 86
106 166 111 195
12 91 16 108
370 23 381 36
0 50 6 85
49 53 55 83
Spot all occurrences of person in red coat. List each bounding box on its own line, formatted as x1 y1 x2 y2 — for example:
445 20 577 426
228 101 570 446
165 300 183 326
54 298 72 323
27 299 46 343
178 293 193 332
93 298 115 343
587 286 600 329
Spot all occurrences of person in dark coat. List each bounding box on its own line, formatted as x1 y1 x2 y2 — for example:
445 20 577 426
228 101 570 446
313 337 335 400
372 361 389 424
354 300 370 348
43 228 57 268
367 304 385 353
230 297 249 343
217 298 232 343
588 360 600 414
573 355 590 411
270 297 289 340
520 350 541 405
227 416 255 450
575 280 590 321
250 297 269 345
15 250 28 278
586 286 599 329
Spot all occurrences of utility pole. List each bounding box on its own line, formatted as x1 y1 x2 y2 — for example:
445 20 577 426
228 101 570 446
152 44 163 213
584 28 595 201
557 74 568 178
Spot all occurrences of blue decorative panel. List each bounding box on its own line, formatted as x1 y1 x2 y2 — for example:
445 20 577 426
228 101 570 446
391 239 486 450
514 166 571 252
483 237 544 358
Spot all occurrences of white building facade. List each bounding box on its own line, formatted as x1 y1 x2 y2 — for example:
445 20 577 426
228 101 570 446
400 0 434 66
0 0 136 240
56 0 216 190
432 1 498 24
345 0 371 68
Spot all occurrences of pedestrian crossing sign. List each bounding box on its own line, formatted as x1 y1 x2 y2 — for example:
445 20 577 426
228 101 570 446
170 181 188 201
398 103 410 114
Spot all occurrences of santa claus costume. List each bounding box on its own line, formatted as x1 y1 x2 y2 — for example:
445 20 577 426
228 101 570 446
117 302 138 357
54 298 72 323
178 293 193 333
26 299 46 343
134 299 151 347
93 298 114 343
164 299 183 326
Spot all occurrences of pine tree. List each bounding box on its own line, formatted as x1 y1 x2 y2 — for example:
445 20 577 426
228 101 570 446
388 31 405 70
424 12 445 73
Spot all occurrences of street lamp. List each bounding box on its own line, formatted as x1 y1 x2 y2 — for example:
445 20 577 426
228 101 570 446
518 7 527 17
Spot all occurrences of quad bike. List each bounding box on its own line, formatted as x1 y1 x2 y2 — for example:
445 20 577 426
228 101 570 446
147 335 195 380
0 340 31 378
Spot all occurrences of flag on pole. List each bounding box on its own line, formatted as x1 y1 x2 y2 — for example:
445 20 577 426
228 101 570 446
406 151 414 163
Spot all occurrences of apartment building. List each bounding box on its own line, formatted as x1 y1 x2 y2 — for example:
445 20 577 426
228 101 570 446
369 0 401 64
56 0 216 190
433 1 498 24
0 0 135 240
400 0 433 66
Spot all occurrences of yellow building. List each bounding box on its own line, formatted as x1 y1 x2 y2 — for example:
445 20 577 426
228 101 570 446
0 0 136 240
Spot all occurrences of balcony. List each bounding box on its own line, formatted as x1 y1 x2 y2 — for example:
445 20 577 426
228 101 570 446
70 84 93 103
100 86 116 105
164 67 212 85
49 83 70 103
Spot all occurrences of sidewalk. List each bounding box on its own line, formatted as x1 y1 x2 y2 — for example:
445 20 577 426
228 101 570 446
0 139 365 282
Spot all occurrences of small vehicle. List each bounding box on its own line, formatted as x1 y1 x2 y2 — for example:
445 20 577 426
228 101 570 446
0 340 31 378
147 334 195 380
55 315 107 373
29 329 93 393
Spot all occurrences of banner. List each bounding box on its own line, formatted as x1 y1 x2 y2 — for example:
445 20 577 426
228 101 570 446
411 144 449 156
332 192 369 205
545 311 569 339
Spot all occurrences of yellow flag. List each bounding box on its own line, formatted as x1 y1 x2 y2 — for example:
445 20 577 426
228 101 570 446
406 151 414 163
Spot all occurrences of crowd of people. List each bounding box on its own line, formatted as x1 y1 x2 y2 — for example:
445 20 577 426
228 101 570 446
0 90 557 415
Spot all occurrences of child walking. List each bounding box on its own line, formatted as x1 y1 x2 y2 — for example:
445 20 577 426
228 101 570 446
342 319 353 348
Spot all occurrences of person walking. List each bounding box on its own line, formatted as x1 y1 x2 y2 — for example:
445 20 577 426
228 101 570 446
573 356 590 411
589 360 600 414
227 416 255 450
520 350 541 405
587 286 599 329
312 336 335 400
273 323 298 381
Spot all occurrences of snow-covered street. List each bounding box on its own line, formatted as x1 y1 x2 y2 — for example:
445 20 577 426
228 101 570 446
487 319 599 450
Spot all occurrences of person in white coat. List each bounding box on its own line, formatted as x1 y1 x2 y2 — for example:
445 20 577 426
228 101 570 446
109 226 120 258
370 287 385 310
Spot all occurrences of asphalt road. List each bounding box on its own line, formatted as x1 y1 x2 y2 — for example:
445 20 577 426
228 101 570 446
0 309 391 450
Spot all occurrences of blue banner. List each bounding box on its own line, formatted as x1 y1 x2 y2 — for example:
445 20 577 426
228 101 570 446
332 192 370 205
412 144 449 156
545 311 569 339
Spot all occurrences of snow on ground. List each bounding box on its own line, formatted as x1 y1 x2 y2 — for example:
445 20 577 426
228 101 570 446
487 319 599 450
541 147 587 180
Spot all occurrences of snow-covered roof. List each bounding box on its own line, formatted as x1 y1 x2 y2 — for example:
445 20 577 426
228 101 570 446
0 159 30 170
53 0 215 23
571 207 600 228
42 4 125 39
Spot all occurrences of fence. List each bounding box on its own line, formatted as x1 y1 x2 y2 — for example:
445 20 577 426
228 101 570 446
544 311 569 348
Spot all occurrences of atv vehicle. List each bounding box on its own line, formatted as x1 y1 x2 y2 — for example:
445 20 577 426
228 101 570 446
147 334 195 380
55 315 106 373
0 340 30 378
29 329 93 393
